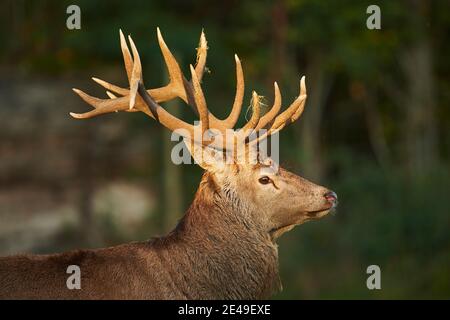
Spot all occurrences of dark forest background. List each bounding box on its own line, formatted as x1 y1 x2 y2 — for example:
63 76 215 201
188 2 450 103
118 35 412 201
0 0 449 299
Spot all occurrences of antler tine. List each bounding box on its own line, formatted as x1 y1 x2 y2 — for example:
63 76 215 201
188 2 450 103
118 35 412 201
270 76 307 130
221 54 245 129
156 27 188 101
291 76 307 122
106 91 117 99
189 64 209 135
92 77 129 96
120 29 133 82
255 82 282 130
157 27 221 121
128 35 143 109
70 89 129 118
195 30 208 82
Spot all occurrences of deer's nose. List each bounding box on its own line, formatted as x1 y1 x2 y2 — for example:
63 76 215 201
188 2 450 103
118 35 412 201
324 191 338 206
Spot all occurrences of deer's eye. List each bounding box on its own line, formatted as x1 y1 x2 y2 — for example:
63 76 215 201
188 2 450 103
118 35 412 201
258 176 271 185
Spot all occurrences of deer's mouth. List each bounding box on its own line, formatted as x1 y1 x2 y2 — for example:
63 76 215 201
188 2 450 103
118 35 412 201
306 207 333 218
270 207 333 239
306 199 338 218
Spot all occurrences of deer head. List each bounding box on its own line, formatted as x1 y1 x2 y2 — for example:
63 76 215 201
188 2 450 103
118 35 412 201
71 28 337 242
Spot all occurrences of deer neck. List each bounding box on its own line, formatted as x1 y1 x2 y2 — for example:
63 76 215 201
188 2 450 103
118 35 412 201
167 172 281 299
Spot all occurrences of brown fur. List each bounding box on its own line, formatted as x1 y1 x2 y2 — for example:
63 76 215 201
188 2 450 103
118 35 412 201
0 172 281 299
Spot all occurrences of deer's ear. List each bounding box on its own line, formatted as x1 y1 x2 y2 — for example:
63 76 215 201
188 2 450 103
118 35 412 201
184 140 226 172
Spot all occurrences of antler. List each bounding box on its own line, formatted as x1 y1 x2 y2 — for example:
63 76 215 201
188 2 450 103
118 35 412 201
71 28 307 150
249 77 307 146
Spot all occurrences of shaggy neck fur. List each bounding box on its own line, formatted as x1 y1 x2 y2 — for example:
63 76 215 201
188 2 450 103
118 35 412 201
154 172 281 299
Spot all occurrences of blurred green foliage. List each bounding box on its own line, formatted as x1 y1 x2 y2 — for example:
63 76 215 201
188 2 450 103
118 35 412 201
278 163 450 299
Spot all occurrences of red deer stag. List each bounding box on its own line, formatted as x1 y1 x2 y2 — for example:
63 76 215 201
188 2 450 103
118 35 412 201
0 28 337 299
